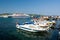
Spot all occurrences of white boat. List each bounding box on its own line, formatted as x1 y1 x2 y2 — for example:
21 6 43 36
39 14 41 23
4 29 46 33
3 15 8 18
16 21 53 32
12 13 30 18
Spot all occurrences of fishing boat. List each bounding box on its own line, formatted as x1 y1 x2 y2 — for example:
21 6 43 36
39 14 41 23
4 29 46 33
16 20 54 32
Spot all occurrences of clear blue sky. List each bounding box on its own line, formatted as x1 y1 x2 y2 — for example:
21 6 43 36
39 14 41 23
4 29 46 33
0 0 60 15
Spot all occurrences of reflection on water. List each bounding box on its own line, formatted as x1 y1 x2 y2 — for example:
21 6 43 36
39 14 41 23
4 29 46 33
16 29 53 40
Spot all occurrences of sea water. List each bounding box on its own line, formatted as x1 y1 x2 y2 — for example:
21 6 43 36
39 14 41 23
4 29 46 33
0 18 60 40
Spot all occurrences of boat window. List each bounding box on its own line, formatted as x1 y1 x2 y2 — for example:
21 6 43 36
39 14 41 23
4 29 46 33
24 22 34 24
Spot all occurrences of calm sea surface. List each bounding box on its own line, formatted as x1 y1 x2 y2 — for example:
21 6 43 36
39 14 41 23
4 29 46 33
0 18 60 40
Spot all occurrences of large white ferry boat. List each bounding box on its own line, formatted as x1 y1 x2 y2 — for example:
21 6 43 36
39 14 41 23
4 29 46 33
12 13 30 18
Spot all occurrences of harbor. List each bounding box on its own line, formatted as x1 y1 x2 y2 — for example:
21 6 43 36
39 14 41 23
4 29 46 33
0 15 60 40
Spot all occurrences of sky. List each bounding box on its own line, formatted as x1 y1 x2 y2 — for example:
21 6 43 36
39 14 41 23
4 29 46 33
0 0 60 15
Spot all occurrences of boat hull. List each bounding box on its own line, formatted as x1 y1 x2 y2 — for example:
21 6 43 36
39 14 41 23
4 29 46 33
16 24 50 32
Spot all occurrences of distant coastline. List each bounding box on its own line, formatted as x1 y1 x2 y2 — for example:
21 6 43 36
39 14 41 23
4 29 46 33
0 13 40 18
